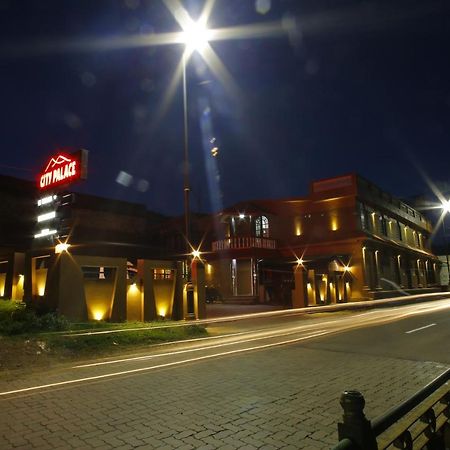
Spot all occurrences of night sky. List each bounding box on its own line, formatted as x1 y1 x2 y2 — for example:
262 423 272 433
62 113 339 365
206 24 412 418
1 0 450 216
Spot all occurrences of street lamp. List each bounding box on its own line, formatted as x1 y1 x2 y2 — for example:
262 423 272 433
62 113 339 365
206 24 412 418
180 19 210 318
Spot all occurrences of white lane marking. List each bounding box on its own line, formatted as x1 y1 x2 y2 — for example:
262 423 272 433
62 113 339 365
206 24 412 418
0 331 329 397
405 323 436 334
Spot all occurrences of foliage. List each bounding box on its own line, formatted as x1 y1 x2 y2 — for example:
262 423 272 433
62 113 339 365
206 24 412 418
0 300 70 335
49 323 207 355
0 300 208 370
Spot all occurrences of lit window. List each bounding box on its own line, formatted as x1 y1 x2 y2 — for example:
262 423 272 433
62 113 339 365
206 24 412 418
255 216 269 238
154 269 174 280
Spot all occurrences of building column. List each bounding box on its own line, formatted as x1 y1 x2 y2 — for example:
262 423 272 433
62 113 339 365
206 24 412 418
292 266 306 309
192 260 206 319
142 261 156 321
110 259 127 322
306 269 316 305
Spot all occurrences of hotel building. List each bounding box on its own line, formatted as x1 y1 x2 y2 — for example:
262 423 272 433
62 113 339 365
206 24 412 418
204 174 442 307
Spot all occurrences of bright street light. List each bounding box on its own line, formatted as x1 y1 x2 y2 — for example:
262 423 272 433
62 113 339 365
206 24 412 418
442 199 450 214
181 18 211 319
182 20 210 53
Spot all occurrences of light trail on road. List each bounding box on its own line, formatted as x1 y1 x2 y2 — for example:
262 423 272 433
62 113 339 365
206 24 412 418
1 298 449 399
74 301 450 369
0 330 330 398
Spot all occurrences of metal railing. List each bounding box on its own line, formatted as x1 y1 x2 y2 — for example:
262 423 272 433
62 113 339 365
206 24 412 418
333 368 450 449
212 237 276 251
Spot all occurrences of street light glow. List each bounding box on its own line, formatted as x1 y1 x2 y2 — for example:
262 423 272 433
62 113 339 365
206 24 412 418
182 20 210 53
442 199 450 214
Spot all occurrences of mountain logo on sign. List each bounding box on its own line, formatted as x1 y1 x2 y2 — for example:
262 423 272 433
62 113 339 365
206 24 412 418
44 155 72 172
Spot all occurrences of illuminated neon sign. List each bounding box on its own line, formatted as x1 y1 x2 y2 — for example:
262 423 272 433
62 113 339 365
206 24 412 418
38 150 88 190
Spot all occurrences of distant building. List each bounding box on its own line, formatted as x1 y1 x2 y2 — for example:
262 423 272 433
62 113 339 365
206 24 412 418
0 174 205 321
204 174 442 307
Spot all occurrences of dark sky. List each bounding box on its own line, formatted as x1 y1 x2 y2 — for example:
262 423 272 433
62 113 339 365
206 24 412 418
1 0 450 216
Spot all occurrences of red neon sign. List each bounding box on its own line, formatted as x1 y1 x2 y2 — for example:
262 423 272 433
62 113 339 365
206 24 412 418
38 150 87 190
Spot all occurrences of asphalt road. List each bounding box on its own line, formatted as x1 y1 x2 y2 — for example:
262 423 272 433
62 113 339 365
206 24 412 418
0 297 449 449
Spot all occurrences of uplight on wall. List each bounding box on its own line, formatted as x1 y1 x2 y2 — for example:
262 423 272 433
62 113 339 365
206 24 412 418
128 282 140 294
92 310 105 321
295 217 302 236
38 284 45 296
330 214 339 231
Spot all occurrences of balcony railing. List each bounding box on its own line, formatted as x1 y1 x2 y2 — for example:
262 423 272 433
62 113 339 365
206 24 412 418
212 237 277 251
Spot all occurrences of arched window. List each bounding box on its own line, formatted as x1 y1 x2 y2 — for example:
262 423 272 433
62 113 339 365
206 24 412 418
255 216 269 238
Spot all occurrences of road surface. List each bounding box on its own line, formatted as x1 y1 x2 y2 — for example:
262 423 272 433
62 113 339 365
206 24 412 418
0 297 449 449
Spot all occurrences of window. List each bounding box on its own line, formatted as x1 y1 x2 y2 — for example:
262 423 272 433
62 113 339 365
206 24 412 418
358 203 368 230
154 269 173 280
255 215 269 238
82 266 115 280
397 221 403 241
380 215 387 236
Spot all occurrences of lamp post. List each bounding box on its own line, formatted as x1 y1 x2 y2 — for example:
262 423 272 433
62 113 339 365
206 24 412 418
442 199 450 284
181 20 210 318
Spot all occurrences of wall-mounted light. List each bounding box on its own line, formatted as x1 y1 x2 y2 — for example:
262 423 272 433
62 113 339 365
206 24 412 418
192 249 201 259
55 243 70 254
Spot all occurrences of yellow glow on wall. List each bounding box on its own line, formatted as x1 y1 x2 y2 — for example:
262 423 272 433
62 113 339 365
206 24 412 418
330 216 339 231
38 283 46 296
153 275 174 321
206 264 213 275
84 268 116 322
345 281 351 298
92 309 106 321
319 275 327 301
13 274 25 301
35 268 48 297
295 217 302 236
0 273 5 297
128 283 139 294
127 281 143 322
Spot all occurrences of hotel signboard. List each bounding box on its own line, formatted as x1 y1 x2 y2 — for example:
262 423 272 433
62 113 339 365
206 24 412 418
34 149 88 240
38 149 88 191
